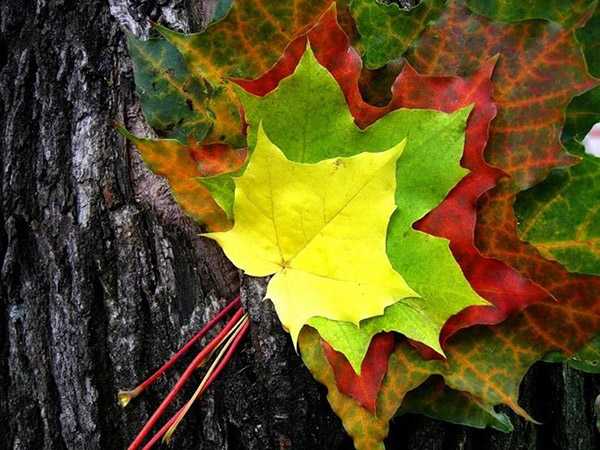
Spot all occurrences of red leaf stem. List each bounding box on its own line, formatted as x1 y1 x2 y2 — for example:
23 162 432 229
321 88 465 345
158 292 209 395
128 307 245 450
118 296 241 407
142 316 250 449
164 316 250 442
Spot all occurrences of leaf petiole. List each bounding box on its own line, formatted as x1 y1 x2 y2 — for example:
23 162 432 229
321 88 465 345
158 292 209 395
163 314 250 443
118 296 241 408
127 305 246 450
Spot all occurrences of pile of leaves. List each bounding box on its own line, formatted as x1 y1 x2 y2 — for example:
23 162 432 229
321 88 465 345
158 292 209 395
118 0 600 448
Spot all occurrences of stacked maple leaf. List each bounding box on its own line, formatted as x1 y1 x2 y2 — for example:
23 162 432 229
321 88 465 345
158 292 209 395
119 0 600 448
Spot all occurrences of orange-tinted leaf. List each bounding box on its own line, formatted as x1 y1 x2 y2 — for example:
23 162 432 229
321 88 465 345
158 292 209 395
322 333 395 413
187 140 247 176
118 128 245 230
406 0 597 189
299 327 429 450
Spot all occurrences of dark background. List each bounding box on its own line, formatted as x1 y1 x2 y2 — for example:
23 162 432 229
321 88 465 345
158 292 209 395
1 0 599 449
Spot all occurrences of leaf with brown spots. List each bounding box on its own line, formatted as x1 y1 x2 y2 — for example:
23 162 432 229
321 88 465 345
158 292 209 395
127 35 213 143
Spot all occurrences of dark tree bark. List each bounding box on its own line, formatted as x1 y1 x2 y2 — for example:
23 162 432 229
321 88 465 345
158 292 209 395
0 1 598 449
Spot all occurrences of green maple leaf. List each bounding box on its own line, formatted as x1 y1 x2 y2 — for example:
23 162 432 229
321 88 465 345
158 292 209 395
465 0 598 28
515 150 600 276
350 0 446 69
207 46 486 371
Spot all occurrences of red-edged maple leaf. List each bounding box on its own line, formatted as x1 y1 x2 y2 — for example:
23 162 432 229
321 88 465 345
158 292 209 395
395 63 552 347
241 6 551 332
237 4 551 404
404 0 599 332
322 333 396 413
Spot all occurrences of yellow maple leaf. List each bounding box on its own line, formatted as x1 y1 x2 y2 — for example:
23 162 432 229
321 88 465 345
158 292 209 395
204 125 417 345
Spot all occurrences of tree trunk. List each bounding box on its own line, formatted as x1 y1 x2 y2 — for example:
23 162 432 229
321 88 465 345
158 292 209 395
0 1 598 449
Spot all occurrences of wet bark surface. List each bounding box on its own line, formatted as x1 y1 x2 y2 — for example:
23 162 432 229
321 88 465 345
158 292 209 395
0 1 598 449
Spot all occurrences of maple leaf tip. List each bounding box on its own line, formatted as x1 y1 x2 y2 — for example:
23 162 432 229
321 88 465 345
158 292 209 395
461 103 476 119
515 403 541 425
300 41 320 67
488 53 501 65
114 125 138 142
153 21 184 42
288 323 305 354
390 138 407 159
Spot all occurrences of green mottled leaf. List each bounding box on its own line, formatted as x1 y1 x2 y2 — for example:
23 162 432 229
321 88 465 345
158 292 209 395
515 151 600 276
545 334 600 374
350 0 446 69
465 0 597 28
127 35 212 142
154 0 333 146
236 46 486 372
398 378 514 433
577 2 600 76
